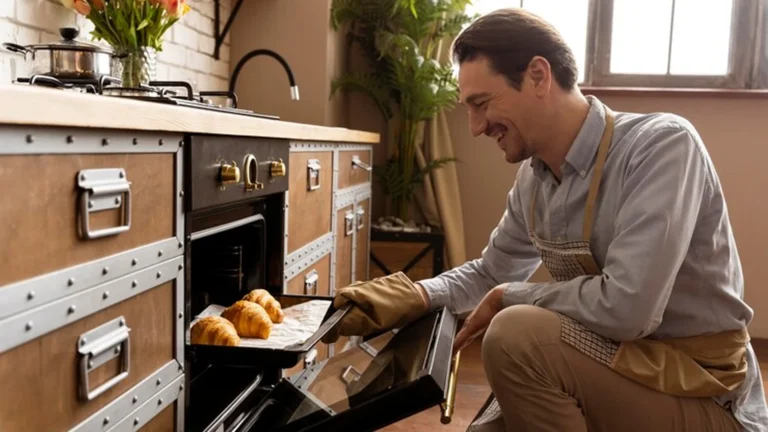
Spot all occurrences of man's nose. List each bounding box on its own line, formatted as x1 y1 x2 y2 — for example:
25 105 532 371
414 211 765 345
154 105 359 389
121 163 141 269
468 112 487 138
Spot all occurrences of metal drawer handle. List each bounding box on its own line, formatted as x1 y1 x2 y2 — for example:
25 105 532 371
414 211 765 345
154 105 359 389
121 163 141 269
304 269 318 295
307 159 321 191
244 154 264 191
77 168 132 240
351 155 372 172
356 207 365 231
78 316 131 401
341 365 362 385
345 211 355 236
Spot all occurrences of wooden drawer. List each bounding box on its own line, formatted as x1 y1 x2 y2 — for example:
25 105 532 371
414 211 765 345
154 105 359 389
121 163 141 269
287 151 333 255
338 149 372 189
0 153 176 289
0 257 183 432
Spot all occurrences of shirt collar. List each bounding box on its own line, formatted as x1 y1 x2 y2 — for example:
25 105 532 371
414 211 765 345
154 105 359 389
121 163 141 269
529 95 608 180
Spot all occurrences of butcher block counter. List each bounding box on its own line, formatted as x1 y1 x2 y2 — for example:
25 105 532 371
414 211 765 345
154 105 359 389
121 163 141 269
0 83 379 431
0 84 380 143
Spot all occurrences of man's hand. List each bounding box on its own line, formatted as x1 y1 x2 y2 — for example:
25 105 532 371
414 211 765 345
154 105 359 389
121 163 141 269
321 272 429 344
454 286 505 353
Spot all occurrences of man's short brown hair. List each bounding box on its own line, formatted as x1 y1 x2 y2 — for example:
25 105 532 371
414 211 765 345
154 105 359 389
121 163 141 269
452 8 579 91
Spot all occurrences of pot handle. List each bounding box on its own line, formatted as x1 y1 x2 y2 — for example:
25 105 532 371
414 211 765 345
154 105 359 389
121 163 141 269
2 42 29 57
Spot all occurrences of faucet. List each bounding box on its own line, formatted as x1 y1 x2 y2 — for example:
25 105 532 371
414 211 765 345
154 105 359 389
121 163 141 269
229 49 300 101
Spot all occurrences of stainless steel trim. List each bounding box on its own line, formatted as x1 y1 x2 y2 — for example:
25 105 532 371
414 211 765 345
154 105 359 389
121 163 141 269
190 214 265 241
0 125 182 154
350 207 357 282
174 145 185 384
69 360 183 432
330 148 340 300
77 168 133 240
284 233 333 269
78 316 131 401
174 267 185 372
0 237 181 320
107 374 184 432
0 257 183 353
282 191 290 294
202 373 263 432
289 142 372 152
284 246 333 282
335 183 372 210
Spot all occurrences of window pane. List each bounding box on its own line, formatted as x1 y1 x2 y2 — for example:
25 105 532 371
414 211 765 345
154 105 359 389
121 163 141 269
610 0 673 74
464 0 590 84
523 0 590 83
669 0 733 75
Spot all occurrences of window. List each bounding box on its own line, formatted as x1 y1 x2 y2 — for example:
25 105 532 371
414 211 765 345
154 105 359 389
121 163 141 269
465 0 764 89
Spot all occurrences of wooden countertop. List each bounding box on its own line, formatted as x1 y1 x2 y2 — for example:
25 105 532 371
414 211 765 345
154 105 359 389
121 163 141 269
0 84 380 144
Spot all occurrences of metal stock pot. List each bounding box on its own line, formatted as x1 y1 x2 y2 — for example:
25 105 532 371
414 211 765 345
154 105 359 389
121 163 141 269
2 26 114 79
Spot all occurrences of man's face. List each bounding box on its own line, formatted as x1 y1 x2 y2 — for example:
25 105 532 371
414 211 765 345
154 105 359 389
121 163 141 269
458 55 542 164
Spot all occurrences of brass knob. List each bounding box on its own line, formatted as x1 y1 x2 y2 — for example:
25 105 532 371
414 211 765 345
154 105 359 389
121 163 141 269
270 158 286 177
219 161 240 185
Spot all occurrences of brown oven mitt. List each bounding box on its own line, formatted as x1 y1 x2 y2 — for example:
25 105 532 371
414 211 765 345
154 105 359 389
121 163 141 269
321 272 428 344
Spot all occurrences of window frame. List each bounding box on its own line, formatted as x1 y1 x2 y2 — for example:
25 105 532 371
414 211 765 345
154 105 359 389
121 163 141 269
580 0 765 89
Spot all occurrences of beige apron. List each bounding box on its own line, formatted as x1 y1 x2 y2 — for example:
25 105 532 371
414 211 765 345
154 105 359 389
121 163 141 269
467 105 749 431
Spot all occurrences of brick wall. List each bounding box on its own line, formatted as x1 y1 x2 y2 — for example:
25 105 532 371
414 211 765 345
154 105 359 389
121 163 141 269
0 0 233 92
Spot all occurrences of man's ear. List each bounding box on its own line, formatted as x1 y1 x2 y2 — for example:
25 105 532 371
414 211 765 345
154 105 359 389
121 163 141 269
527 56 552 97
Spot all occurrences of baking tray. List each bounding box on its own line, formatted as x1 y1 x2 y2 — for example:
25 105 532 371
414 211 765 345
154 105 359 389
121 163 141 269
186 294 351 369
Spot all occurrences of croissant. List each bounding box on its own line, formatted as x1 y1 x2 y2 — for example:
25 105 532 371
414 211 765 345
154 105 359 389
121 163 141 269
221 300 272 339
242 289 284 323
190 316 240 346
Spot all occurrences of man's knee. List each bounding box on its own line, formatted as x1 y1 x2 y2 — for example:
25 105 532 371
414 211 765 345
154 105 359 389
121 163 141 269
481 305 561 367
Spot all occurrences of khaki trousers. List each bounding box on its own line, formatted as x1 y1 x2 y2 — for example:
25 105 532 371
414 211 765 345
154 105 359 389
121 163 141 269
480 305 741 432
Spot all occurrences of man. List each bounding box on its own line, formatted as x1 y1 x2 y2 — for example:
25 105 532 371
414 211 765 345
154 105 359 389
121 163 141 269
321 8 768 432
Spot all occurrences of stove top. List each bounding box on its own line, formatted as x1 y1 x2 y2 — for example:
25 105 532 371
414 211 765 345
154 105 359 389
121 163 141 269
13 74 280 120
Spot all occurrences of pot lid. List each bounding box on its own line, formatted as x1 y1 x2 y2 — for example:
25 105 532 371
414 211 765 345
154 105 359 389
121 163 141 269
28 27 113 53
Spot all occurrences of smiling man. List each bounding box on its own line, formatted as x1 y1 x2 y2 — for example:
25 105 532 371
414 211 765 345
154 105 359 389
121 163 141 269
322 8 768 432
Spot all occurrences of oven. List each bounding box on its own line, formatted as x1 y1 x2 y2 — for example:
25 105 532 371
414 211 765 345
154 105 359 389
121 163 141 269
180 134 460 432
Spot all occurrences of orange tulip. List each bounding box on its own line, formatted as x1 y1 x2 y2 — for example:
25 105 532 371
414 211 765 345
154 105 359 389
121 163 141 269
73 0 91 15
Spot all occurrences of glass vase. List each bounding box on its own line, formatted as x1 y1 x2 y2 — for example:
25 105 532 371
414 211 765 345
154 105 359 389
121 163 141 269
112 47 157 88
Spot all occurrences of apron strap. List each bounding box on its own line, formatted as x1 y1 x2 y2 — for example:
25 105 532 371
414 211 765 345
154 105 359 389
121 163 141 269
582 107 615 242
528 105 616 241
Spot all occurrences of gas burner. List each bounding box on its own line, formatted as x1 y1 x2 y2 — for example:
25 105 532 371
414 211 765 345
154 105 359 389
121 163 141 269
13 75 279 120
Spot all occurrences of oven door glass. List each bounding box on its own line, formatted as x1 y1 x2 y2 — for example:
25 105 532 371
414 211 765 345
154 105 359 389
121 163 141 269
238 307 458 432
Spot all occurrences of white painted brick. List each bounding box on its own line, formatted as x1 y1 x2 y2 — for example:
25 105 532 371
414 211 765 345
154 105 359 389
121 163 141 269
0 0 15 19
211 59 227 79
17 0 75 31
198 34 214 57
185 9 213 36
173 24 198 49
218 43 229 62
185 48 211 73
157 42 186 67
0 55 13 83
0 19 40 45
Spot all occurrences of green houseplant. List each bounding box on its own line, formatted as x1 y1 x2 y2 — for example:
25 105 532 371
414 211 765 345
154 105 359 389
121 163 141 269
329 0 473 222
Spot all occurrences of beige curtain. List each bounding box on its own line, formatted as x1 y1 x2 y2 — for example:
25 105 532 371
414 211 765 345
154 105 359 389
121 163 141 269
412 32 467 269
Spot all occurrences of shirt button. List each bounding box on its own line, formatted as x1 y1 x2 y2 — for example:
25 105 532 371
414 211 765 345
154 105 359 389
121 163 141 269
580 170 586 176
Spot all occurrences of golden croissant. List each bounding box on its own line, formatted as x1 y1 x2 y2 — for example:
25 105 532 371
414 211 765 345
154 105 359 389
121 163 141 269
221 300 272 339
190 316 241 346
242 289 284 323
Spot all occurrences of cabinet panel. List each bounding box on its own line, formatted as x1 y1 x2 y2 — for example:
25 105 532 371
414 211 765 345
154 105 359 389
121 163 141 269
287 151 333 254
354 198 370 282
335 205 354 290
285 254 331 297
338 150 371 189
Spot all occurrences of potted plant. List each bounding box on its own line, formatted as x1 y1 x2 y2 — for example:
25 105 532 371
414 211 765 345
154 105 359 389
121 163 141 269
61 0 190 87
329 0 473 226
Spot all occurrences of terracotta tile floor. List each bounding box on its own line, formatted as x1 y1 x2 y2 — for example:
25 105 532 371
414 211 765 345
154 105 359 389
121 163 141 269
383 339 768 431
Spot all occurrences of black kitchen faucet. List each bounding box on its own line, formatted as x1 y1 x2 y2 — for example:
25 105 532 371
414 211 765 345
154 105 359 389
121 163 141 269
229 49 300 102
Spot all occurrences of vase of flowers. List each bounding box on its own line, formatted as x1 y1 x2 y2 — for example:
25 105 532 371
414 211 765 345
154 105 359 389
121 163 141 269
61 0 190 87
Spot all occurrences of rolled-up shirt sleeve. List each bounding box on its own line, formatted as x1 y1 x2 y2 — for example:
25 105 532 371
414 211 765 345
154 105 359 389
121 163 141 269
418 168 542 315
501 125 712 341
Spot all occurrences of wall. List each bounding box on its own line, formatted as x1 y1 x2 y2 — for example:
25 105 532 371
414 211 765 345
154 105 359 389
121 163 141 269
228 0 348 127
0 0 233 92
447 91 768 337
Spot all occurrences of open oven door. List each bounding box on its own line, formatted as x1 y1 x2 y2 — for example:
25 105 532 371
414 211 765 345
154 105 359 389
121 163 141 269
232 306 459 432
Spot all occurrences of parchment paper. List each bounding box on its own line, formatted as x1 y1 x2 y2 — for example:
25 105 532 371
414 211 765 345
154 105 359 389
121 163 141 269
190 299 332 349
